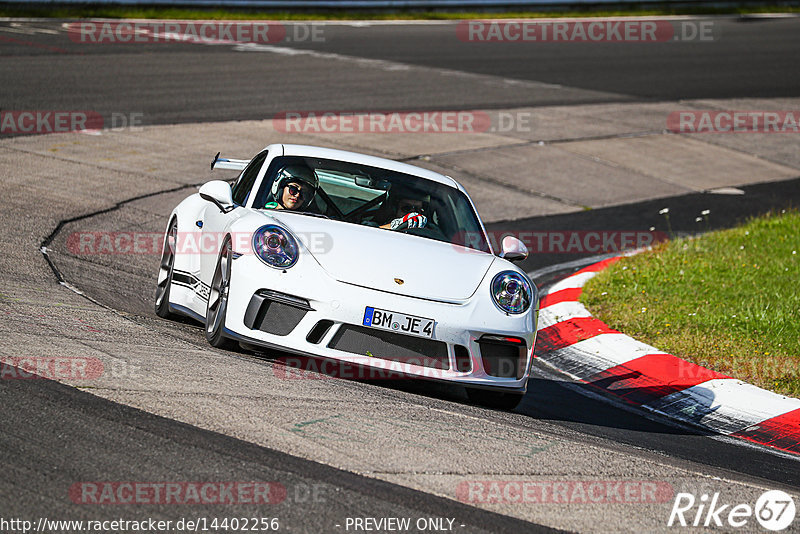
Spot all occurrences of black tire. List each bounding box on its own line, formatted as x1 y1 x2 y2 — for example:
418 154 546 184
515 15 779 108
205 237 235 349
154 219 177 319
466 388 524 411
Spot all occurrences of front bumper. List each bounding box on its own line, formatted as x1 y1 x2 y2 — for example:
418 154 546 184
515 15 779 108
224 255 537 392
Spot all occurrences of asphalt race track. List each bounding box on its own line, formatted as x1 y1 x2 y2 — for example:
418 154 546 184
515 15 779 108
2 15 800 533
2 17 800 125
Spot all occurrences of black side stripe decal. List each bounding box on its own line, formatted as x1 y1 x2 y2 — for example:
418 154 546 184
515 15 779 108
172 269 210 300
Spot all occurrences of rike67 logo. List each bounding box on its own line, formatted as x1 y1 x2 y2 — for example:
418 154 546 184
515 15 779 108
668 490 796 531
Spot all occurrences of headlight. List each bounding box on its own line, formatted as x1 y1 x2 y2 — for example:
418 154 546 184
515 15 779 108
491 271 533 314
252 225 298 269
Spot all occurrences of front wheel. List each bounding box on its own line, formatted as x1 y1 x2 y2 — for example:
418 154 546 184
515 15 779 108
154 219 177 318
466 388 524 411
205 238 235 349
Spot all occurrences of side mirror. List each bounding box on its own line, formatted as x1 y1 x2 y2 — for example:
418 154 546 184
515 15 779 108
499 235 528 262
199 180 234 213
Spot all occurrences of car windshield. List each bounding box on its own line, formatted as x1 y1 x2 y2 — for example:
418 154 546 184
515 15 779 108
252 155 491 253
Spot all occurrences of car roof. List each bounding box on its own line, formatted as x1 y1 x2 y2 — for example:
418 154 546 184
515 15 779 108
278 144 460 189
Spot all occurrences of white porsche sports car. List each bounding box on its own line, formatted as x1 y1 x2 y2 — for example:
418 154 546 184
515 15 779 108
154 144 538 409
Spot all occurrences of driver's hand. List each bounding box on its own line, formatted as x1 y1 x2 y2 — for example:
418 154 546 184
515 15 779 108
390 212 427 230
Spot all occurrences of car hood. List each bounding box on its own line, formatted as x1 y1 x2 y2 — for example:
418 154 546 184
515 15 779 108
269 212 496 302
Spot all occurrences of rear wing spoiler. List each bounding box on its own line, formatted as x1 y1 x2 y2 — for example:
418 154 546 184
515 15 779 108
211 152 250 171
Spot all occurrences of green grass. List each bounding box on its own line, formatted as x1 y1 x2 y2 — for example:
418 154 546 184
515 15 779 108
581 209 800 397
1 4 799 20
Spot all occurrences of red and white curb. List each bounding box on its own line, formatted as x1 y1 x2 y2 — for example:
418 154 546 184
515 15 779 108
533 256 800 455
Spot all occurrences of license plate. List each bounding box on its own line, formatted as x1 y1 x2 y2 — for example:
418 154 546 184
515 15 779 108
363 306 435 338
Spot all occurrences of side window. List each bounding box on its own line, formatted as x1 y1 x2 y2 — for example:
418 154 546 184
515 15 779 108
232 150 268 206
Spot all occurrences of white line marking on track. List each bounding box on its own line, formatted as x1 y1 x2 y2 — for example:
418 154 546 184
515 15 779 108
232 42 568 91
4 23 60 35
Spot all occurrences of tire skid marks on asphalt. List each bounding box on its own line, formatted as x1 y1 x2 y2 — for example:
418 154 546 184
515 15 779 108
585 353 727 407
539 334 664 381
533 256 800 455
645 379 800 435
733 408 800 454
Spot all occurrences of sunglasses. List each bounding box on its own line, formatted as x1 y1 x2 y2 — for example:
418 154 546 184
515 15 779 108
286 184 307 199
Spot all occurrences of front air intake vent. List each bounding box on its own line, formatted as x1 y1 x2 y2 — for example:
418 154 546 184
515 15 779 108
454 345 472 373
306 320 334 344
244 290 311 336
477 335 527 379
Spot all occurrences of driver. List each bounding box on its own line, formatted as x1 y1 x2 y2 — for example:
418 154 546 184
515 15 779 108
380 192 428 230
264 164 318 211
